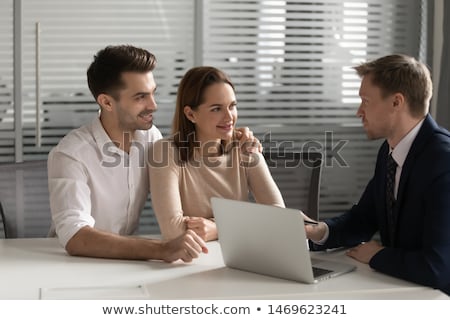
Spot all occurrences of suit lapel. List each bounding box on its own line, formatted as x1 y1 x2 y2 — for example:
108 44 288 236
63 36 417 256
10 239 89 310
377 141 392 245
394 115 436 233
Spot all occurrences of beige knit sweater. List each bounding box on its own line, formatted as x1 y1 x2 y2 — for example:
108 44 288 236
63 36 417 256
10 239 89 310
148 138 285 240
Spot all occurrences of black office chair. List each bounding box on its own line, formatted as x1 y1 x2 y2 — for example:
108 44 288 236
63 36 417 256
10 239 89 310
0 160 51 238
0 201 7 238
263 151 323 221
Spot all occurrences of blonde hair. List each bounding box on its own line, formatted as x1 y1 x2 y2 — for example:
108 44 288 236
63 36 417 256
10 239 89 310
354 54 432 117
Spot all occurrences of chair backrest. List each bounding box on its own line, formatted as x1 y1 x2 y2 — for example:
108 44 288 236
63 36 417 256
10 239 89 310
0 160 51 238
263 151 322 221
0 201 7 238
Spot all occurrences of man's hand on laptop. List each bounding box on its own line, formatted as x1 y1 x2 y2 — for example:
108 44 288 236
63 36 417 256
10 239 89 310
161 229 208 263
304 217 327 243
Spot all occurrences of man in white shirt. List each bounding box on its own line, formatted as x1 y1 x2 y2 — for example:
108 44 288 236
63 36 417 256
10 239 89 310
48 45 208 262
305 54 450 295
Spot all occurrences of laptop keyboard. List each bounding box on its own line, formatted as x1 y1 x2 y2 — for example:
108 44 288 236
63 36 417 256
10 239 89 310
312 266 333 278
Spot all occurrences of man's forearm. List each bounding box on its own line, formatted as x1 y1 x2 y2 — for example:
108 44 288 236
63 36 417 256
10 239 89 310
65 226 164 260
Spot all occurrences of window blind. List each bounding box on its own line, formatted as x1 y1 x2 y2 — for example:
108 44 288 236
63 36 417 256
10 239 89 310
0 0 14 163
202 0 423 218
20 0 195 161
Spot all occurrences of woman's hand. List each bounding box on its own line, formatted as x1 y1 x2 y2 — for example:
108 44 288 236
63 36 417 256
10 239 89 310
185 216 218 242
235 127 262 154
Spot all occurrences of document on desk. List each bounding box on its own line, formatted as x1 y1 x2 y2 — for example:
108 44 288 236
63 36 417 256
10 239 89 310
40 285 148 300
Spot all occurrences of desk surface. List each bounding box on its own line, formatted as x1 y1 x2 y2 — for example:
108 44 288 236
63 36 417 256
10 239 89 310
0 237 447 300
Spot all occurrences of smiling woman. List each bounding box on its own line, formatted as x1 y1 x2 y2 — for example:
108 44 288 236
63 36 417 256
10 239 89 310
183 81 237 145
148 66 287 242
172 67 237 161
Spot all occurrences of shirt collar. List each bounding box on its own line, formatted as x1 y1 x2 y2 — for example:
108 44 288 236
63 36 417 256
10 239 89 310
91 117 125 158
91 117 149 158
391 118 425 168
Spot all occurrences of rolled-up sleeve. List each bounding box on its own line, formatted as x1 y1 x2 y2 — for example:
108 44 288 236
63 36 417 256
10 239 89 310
48 150 95 248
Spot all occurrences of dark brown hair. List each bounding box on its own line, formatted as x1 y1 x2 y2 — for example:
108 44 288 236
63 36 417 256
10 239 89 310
172 66 235 162
87 45 156 101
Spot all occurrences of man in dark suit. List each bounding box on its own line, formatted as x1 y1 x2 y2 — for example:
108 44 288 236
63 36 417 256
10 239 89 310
306 54 450 295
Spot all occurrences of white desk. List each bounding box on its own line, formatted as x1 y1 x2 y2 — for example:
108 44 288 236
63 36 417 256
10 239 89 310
0 237 447 300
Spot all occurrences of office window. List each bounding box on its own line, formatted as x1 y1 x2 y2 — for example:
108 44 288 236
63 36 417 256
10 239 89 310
0 0 14 163
18 0 195 161
201 0 424 217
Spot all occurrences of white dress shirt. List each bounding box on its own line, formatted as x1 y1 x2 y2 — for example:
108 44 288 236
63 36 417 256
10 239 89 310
316 118 425 245
390 118 424 199
47 117 163 248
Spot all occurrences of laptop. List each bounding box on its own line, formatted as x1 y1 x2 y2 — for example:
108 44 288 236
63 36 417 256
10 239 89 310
211 197 356 284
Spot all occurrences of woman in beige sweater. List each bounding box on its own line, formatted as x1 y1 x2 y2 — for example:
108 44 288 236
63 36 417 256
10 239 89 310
149 66 285 241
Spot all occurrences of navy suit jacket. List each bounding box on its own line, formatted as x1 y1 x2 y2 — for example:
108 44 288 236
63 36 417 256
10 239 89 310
311 115 450 295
